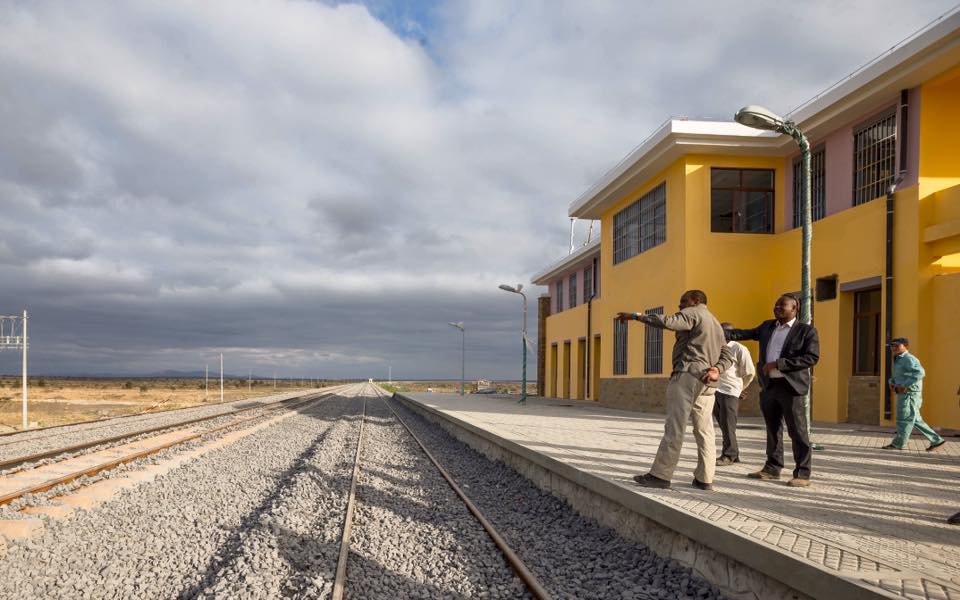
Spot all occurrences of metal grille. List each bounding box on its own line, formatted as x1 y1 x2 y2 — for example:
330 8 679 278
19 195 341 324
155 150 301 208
556 280 563 312
568 273 577 309
792 148 826 228
583 265 593 301
853 110 896 206
644 307 663 374
613 182 666 264
613 318 628 375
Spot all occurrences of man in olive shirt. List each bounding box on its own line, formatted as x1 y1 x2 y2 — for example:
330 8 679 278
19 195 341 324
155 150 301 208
616 289 734 491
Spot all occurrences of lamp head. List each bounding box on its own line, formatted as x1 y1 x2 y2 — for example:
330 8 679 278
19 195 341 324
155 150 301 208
735 105 786 132
448 321 464 330
499 284 516 293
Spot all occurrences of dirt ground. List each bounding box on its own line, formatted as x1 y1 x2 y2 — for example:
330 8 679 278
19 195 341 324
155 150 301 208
0 377 342 431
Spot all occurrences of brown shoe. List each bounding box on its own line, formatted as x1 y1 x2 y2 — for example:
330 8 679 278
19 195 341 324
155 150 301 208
747 469 780 480
787 478 811 488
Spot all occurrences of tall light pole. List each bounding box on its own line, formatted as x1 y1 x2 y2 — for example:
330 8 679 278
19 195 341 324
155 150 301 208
220 353 224 403
447 322 465 396
734 105 819 448
499 284 528 404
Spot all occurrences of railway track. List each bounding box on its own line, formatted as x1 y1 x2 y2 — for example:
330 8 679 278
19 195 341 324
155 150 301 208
332 383 551 600
0 384 350 508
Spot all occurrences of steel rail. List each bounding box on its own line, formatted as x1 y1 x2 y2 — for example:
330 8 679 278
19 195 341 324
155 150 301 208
0 387 347 507
374 386 553 600
331 384 368 600
0 385 350 472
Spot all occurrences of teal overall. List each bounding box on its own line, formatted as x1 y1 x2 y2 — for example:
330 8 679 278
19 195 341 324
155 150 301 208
889 351 943 448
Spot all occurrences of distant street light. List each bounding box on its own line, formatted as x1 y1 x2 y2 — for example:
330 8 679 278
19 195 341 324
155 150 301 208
448 322 465 396
735 104 820 449
498 284 527 404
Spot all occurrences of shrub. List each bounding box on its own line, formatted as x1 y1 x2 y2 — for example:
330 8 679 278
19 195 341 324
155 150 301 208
123 381 133 390
139 385 148 393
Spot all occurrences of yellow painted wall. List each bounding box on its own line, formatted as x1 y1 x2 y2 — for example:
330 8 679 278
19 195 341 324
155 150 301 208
927 272 960 427
542 302 590 399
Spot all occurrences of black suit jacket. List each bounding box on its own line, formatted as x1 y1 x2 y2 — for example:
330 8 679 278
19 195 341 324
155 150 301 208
728 320 820 395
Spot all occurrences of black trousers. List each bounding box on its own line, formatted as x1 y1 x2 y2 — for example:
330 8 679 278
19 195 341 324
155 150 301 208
712 391 739 460
760 378 811 479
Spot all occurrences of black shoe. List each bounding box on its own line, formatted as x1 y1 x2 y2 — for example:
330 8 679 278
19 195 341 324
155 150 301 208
692 479 714 490
716 456 740 467
927 440 946 452
633 473 671 489
882 444 903 450
948 512 960 525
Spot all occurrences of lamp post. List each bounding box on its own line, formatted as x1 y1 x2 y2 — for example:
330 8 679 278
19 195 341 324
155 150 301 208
447 322 465 395
734 105 820 448
498 284 527 404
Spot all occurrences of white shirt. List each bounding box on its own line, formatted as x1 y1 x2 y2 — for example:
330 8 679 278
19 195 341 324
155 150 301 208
765 318 796 378
717 341 756 397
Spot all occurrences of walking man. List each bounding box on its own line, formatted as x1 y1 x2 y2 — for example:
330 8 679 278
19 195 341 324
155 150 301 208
714 323 756 466
726 294 820 487
616 290 733 491
882 338 945 452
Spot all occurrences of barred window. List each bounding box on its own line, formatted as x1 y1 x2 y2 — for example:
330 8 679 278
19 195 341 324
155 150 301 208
613 318 628 375
853 110 896 206
613 182 666 264
792 148 826 228
711 168 774 233
644 307 664 374
583 265 594 301
568 273 577 309
556 280 563 312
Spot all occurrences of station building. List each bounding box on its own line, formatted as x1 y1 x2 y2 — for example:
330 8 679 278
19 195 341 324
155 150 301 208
533 12 960 428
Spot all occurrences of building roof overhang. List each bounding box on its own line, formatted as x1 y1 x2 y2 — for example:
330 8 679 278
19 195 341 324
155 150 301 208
531 239 600 285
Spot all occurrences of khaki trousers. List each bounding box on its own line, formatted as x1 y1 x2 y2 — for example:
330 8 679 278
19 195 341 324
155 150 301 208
649 372 716 484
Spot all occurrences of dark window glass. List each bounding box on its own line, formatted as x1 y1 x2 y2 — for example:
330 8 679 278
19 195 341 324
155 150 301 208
792 148 826 228
710 168 775 233
614 319 628 375
583 265 594 301
569 274 577 309
644 307 664 374
853 288 881 376
853 110 896 206
556 280 563 312
613 182 667 264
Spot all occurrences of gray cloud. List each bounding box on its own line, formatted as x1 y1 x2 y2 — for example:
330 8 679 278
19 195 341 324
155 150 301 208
0 0 955 378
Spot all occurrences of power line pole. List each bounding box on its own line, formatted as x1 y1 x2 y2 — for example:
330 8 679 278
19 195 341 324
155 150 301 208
205 364 208 400
21 310 27 429
220 353 224 403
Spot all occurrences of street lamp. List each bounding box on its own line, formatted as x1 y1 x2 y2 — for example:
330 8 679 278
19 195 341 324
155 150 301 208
498 283 527 404
448 321 465 396
735 104 820 448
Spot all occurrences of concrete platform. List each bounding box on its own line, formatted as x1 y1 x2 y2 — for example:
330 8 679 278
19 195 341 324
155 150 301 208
395 392 960 600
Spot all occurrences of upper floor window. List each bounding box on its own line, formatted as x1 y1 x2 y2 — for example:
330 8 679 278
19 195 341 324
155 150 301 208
583 264 594 301
792 148 826 228
644 307 664 374
711 168 774 233
568 273 577 309
853 110 896 206
613 182 666 264
613 318 628 375
556 280 563 312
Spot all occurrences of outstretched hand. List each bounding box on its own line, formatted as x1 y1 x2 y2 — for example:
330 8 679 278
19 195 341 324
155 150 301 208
615 312 635 322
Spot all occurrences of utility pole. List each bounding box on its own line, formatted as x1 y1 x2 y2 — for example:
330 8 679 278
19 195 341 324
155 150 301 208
21 310 27 429
220 353 224 403
205 364 208 400
248 369 251 391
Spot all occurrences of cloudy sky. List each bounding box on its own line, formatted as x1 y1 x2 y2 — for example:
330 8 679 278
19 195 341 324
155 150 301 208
0 0 956 379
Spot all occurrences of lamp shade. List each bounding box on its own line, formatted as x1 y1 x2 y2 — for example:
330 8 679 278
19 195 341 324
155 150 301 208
734 105 786 131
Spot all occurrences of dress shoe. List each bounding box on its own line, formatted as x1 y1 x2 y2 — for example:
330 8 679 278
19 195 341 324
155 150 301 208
787 477 811 488
927 439 946 452
948 512 960 525
633 473 671 489
747 469 780 480
716 456 739 467
692 479 714 490
882 444 903 450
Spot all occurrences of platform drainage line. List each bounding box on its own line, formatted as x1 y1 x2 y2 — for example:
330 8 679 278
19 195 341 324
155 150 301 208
332 388 368 600
379 389 554 600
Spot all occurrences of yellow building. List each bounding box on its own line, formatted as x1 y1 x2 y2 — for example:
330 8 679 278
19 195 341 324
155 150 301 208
533 12 960 428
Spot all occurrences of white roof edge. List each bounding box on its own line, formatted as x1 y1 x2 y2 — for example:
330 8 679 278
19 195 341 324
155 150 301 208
787 6 960 124
531 239 601 285
567 119 781 217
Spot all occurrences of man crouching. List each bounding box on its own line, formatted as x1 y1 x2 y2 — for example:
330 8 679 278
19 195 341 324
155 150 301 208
616 289 733 491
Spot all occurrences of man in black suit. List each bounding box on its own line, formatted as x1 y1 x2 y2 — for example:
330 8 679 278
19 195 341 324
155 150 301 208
727 294 820 487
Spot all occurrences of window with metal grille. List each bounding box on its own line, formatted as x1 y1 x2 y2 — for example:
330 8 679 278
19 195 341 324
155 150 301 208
853 288 881 375
613 318 628 375
853 110 896 206
556 280 563 312
613 182 666 264
711 168 775 233
568 273 577 308
583 265 593 301
644 307 664 374
792 148 826 228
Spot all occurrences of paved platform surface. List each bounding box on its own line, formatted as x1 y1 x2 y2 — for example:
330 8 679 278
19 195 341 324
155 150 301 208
400 392 960 600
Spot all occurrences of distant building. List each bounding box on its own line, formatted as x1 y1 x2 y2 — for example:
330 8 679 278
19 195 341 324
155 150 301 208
533 10 960 428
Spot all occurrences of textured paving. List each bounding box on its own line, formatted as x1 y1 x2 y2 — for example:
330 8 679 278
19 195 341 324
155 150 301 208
402 392 960 600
